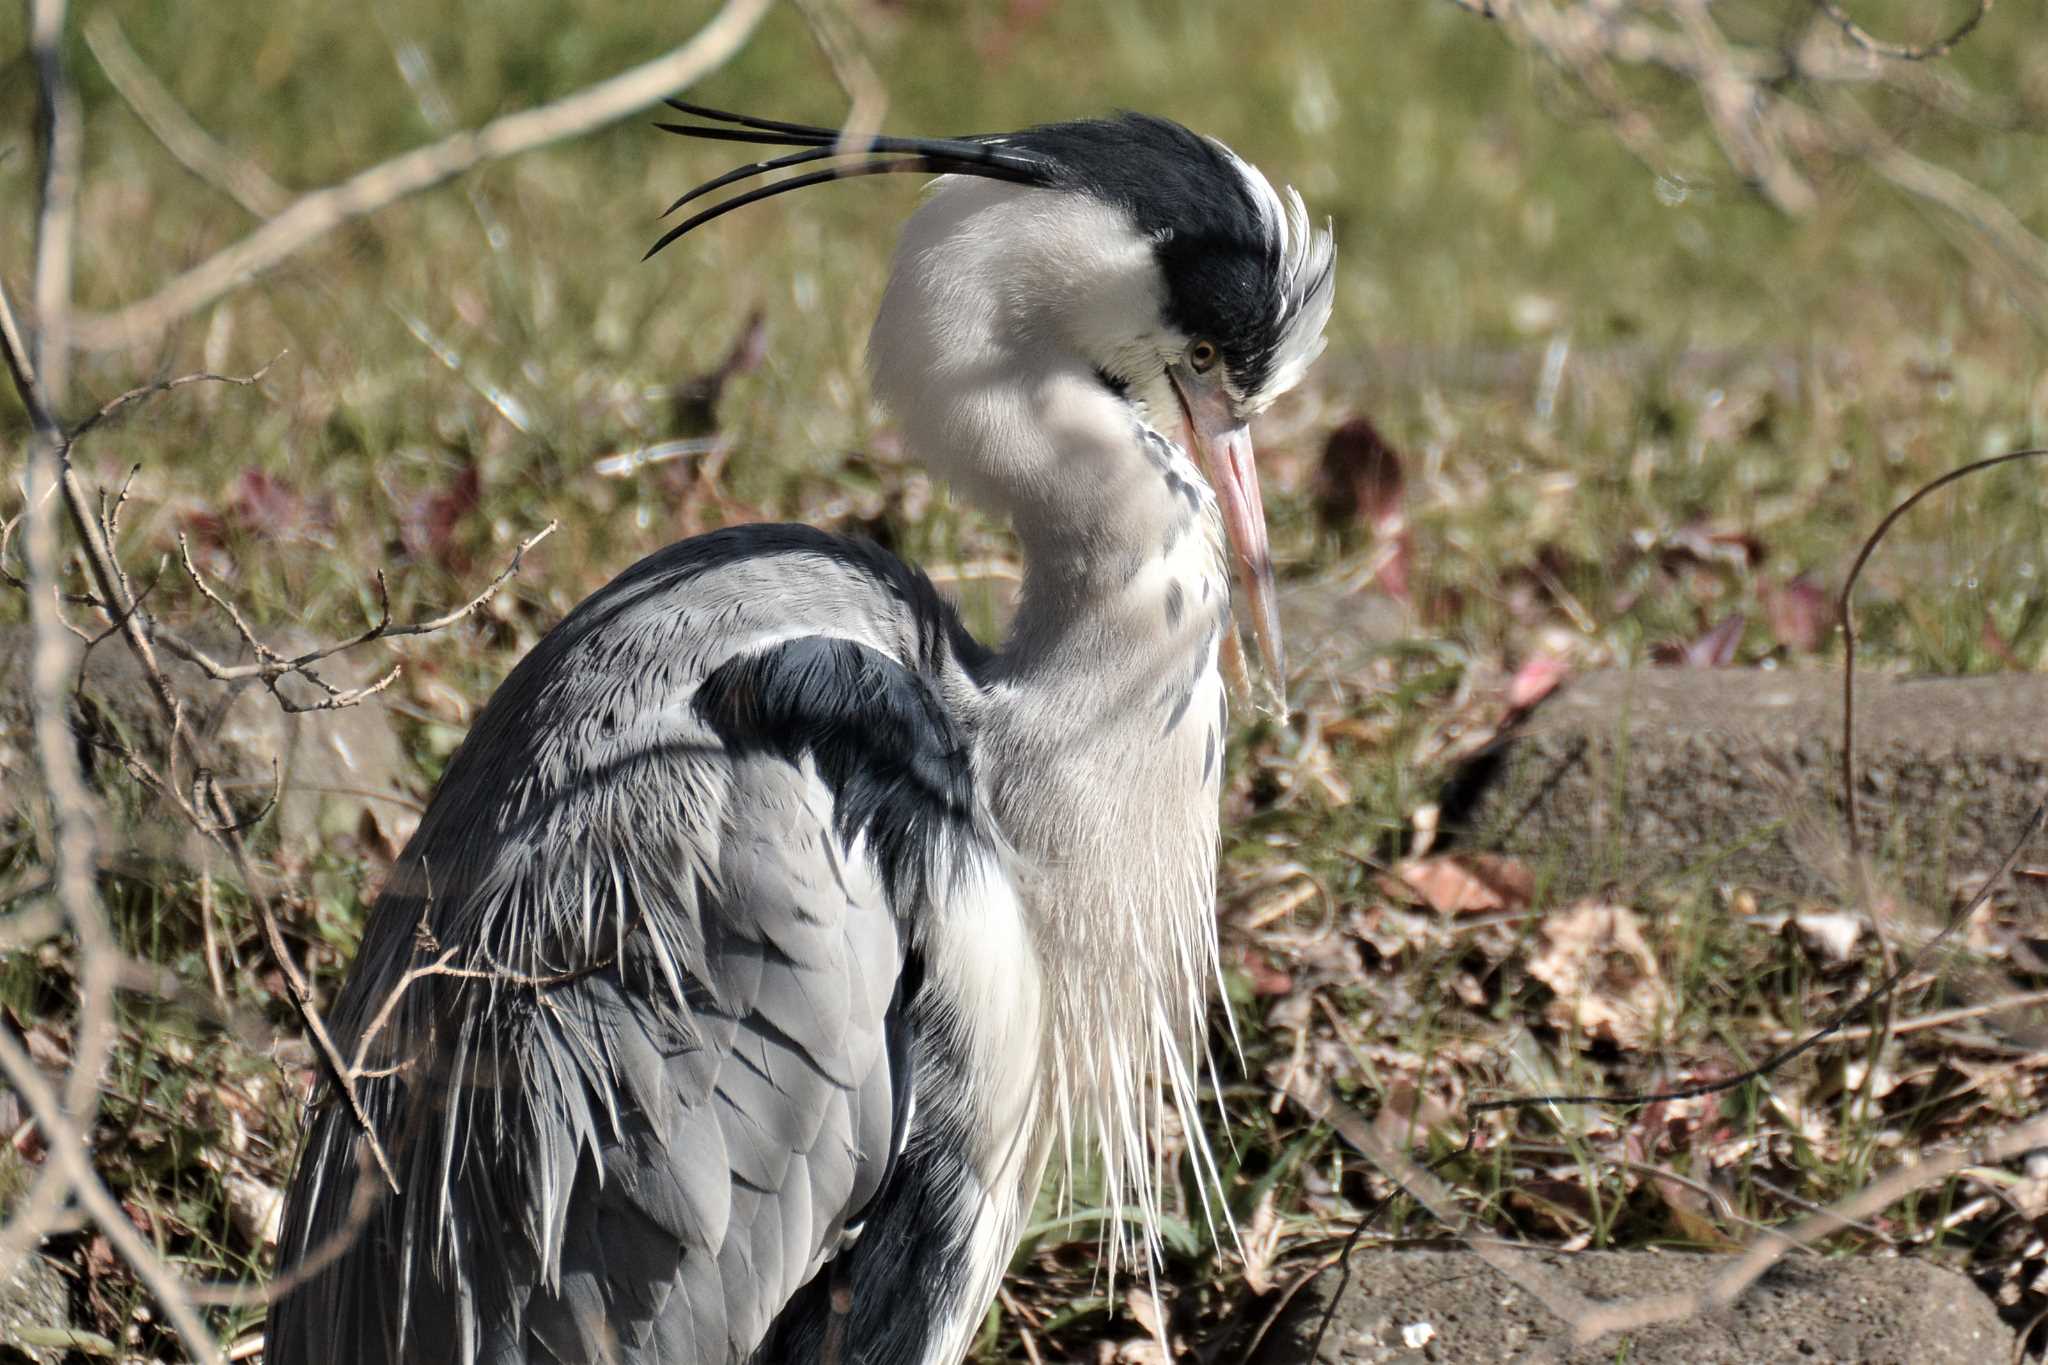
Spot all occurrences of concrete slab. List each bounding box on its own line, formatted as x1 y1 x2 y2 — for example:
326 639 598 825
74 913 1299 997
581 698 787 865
1445 668 2048 903
1254 1248 2016 1364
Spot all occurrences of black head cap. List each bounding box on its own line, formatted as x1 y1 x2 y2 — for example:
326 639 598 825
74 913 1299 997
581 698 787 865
992 112 1334 408
650 104 1334 408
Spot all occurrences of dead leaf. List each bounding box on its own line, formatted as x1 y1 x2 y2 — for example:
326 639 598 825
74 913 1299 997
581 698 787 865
400 461 482 570
1646 1168 1738 1248
1790 910 1866 968
1653 611 1746 668
1373 1081 1458 1147
1395 853 1535 916
1238 946 1294 997
1507 653 1568 712
1527 902 1670 1048
1314 415 1405 535
1239 1188 1283 1296
1763 574 1830 653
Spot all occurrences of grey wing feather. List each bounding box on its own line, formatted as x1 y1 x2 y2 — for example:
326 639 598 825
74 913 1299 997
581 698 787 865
266 527 992 1365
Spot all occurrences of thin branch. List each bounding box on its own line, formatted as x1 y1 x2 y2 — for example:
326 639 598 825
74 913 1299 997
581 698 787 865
0 260 57 437
1569 1109 2048 1346
1825 985 2048 1043
81 11 290 219
2 311 408 1202
162 520 555 711
1837 449 2048 856
70 0 776 350
1814 0 1995 62
0 271 126 1327
66 355 281 444
1284 1077 1600 1345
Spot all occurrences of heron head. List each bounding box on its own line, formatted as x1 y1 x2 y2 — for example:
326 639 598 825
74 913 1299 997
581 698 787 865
983 114 1334 688
648 105 1334 690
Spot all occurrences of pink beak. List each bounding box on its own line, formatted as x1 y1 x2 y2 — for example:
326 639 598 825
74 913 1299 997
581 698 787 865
1170 363 1285 705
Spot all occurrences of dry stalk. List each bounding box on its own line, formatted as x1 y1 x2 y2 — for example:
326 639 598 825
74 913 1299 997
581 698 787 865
81 11 290 220
1284 1076 1601 1331
0 264 208 1353
69 0 775 350
29 0 80 407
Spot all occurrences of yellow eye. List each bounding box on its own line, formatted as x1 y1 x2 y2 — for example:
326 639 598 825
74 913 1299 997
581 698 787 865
1189 339 1219 373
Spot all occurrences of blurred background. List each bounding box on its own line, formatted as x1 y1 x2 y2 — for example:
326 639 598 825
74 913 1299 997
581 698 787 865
2 0 2047 1358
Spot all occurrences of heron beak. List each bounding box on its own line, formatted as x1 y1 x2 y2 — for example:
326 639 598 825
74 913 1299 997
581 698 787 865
1168 363 1285 707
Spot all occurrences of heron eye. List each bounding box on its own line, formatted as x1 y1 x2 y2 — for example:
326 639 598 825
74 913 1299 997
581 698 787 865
1188 339 1219 373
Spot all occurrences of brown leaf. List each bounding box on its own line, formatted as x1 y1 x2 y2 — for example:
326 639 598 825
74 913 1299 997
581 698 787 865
1237 946 1294 997
1395 853 1536 916
1314 416 1405 535
1982 614 2026 668
1647 1168 1738 1248
355 805 417 866
1527 902 1670 1049
1763 573 1831 653
401 461 482 569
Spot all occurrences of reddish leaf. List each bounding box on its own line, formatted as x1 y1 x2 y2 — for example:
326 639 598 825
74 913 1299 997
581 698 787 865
1763 574 1830 653
1656 612 1746 667
1314 416 1405 536
1378 528 1414 603
1237 945 1294 997
1982 614 2026 668
190 468 332 547
1507 653 1568 712
401 462 482 569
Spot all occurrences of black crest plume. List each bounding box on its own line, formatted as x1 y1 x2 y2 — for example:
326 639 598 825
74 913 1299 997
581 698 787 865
645 102 1056 259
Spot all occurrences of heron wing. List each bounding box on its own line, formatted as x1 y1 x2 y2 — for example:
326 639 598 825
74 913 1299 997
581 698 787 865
268 527 996 1365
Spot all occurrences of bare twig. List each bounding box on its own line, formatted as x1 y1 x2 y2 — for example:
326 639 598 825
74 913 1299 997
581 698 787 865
1284 1077 1600 1347
162 520 556 711
1826 985 2048 1043
1815 0 1995 62
80 12 290 219
71 0 775 349
1838 449 2048 856
0 268 167 1339
66 354 281 444
1437 1 2048 318
1570 1108 2048 1346
0 194 116 1271
4 283 409 1203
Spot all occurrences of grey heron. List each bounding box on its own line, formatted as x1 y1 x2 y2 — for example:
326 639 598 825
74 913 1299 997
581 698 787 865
268 102 1334 1364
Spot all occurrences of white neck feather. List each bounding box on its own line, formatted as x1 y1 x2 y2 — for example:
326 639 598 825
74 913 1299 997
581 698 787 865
869 175 1236 1274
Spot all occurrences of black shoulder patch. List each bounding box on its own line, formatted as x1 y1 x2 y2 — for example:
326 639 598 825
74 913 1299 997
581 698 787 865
695 635 978 909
